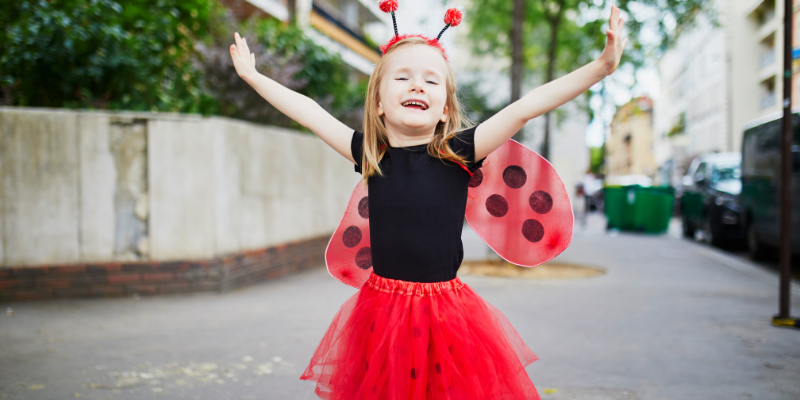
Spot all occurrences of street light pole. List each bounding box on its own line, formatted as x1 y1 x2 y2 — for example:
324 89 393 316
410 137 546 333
774 0 798 328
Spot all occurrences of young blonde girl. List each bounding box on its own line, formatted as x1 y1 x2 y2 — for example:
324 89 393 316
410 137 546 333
230 5 626 399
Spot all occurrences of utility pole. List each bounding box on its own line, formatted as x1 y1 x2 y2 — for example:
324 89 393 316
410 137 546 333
773 0 799 328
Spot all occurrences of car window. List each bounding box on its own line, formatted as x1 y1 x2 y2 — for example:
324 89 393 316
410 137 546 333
711 163 741 183
693 163 706 182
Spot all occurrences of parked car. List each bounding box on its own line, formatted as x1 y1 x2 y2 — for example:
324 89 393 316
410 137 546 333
680 153 744 247
740 112 800 259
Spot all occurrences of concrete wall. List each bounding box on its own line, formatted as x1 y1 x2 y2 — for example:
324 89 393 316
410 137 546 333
0 107 357 266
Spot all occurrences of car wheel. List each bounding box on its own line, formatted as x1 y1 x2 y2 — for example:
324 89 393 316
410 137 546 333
682 217 695 238
704 213 724 247
747 221 769 260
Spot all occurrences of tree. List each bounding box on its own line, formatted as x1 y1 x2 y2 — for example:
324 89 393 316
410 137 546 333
0 0 366 131
196 13 365 130
0 0 220 113
466 0 710 159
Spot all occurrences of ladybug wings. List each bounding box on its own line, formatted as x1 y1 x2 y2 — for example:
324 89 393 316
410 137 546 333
325 140 573 288
325 181 373 288
465 139 573 267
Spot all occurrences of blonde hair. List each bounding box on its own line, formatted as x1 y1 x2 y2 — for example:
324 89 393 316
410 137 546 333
360 37 473 185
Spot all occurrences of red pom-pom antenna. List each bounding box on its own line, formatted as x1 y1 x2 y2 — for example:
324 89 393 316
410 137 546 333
435 7 463 40
444 8 463 27
379 0 398 13
380 0 400 37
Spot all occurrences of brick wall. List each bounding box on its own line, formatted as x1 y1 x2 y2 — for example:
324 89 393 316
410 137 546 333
0 235 330 302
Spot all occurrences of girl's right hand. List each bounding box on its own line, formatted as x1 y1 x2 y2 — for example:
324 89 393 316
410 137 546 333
230 32 257 81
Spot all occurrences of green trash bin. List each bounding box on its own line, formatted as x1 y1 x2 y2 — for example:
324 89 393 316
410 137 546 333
604 185 675 233
604 185 636 230
634 186 675 233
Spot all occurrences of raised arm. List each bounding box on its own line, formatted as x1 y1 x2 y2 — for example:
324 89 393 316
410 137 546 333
474 5 628 162
230 32 357 164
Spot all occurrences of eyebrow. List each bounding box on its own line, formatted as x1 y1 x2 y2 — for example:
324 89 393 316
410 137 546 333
392 67 443 78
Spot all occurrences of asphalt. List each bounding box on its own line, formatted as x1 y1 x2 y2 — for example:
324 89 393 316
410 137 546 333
1 214 799 400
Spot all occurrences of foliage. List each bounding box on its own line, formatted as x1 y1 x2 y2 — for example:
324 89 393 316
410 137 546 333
589 144 605 174
196 14 365 130
465 0 712 104
0 0 366 131
0 0 219 113
467 0 606 74
457 80 503 124
667 112 686 137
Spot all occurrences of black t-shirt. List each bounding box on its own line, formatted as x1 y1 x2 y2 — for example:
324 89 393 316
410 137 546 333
351 125 485 283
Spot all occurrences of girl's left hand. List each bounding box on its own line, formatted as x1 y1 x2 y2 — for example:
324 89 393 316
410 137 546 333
599 5 628 75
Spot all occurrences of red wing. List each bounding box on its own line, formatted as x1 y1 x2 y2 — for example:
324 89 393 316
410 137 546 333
325 180 373 288
465 139 573 267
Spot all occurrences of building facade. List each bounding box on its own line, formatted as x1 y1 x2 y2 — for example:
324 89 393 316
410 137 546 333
652 10 729 186
219 0 387 75
653 0 800 186
607 97 656 178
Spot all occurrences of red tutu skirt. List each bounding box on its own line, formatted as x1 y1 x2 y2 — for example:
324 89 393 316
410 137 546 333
300 271 540 399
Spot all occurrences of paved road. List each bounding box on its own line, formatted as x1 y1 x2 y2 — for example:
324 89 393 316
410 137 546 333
1 214 799 400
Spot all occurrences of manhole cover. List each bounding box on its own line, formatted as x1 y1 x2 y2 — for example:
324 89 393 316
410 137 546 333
458 260 605 279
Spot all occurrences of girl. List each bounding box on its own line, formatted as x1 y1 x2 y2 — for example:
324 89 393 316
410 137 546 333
229 4 626 399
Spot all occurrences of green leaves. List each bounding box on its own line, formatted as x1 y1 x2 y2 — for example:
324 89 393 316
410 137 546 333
466 0 712 84
0 0 364 130
0 0 218 112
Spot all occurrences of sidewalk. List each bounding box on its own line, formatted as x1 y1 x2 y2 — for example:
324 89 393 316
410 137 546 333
1 213 799 399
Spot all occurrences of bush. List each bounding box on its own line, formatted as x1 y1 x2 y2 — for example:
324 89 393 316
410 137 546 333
196 13 365 130
0 0 365 130
0 0 219 113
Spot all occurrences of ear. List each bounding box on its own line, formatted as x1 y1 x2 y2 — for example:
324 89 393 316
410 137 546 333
440 103 448 123
378 100 384 116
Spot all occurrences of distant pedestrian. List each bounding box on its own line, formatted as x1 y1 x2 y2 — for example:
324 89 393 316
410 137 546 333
229 2 626 398
574 183 587 229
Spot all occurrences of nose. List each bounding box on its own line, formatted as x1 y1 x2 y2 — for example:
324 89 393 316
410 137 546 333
409 77 425 93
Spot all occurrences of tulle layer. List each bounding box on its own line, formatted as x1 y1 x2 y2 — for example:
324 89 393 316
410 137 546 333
300 271 540 400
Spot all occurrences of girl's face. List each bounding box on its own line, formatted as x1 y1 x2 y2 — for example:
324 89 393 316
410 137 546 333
377 44 449 138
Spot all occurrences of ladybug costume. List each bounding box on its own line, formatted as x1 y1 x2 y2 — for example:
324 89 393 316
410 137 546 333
300 3 572 399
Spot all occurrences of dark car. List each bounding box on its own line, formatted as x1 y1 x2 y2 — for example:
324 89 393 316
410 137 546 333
680 153 744 247
740 112 800 259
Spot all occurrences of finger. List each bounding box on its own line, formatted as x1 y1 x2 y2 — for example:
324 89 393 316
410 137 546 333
242 36 251 55
609 6 618 31
235 32 246 57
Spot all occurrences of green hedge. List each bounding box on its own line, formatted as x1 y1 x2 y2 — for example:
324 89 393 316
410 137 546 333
0 0 365 130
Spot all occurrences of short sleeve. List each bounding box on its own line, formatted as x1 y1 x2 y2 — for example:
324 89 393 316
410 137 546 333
351 130 364 174
451 124 485 173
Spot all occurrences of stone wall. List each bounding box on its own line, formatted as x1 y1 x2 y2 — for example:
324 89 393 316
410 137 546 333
0 107 358 300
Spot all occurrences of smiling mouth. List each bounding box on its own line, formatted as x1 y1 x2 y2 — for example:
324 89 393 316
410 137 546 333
401 100 429 110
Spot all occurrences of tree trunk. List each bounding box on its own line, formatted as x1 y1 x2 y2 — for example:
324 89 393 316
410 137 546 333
287 0 296 24
510 0 525 142
541 0 564 160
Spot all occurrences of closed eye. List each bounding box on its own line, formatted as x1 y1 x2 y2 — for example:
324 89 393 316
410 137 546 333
396 77 408 81
426 81 438 85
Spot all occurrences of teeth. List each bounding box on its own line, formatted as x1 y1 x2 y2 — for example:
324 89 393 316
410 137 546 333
403 101 427 109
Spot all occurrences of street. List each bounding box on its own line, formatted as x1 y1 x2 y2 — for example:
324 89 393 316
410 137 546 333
1 214 799 400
